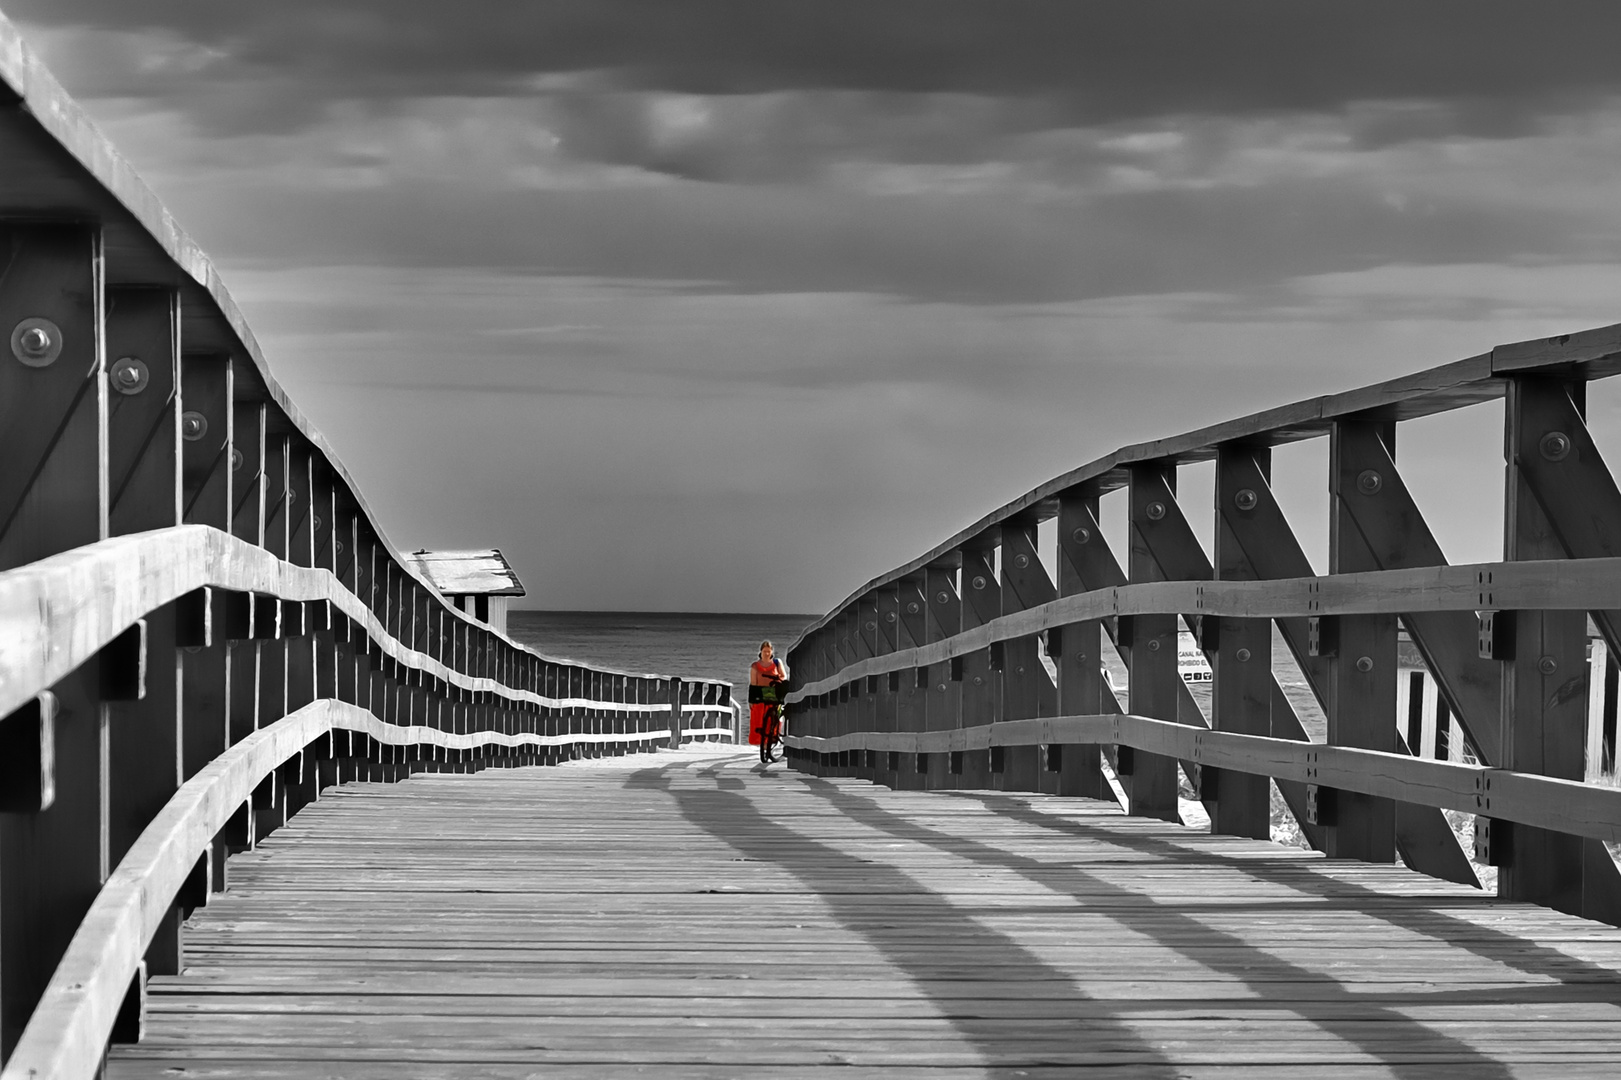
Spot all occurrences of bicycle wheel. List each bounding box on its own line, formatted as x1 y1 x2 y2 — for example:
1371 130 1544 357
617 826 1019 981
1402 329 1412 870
763 705 782 762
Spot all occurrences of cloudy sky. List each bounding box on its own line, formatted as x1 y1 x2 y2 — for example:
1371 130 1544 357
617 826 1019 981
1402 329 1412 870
11 2 1621 612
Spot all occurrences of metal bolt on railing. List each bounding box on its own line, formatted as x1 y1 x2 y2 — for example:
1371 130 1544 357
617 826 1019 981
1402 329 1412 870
11 317 62 367
110 356 148 394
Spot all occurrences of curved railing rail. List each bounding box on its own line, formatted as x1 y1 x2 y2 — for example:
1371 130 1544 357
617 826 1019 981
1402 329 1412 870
0 11 732 1074
786 320 1621 931
7 701 515 1080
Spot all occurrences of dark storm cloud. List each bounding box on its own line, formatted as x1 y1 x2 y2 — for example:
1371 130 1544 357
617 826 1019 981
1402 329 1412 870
12 0 1621 131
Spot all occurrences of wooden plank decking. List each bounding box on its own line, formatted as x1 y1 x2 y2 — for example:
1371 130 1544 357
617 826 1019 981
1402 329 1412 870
107 748 1621 1078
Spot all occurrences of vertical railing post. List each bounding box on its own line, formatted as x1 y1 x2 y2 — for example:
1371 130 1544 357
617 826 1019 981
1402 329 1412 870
873 586 901 786
959 540 1000 789
1125 463 1183 822
783 636 806 768
827 623 848 776
999 514 1058 793
1484 372 1621 923
923 563 961 790
1323 421 1398 862
0 223 109 1058
544 664 557 765
669 676 683 750
257 437 290 734
1054 485 1113 800
180 356 233 789
104 285 184 986
227 403 265 755
809 629 836 773
896 579 929 790
1210 444 1275 840
285 444 316 722
855 593 881 780
1497 377 1591 915
827 612 849 775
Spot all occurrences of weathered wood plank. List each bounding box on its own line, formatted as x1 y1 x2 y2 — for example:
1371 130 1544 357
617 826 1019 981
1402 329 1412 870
97 748 1621 1078
5 700 711 1080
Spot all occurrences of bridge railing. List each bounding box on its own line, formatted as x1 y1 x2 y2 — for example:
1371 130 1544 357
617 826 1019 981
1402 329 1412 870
786 321 1621 931
0 13 730 1077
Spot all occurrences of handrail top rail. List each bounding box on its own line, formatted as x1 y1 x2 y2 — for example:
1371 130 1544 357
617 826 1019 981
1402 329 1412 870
783 554 1621 704
0 699 731 1080
790 322 1621 652
786 712 1621 844
0 8 481 622
0 524 729 720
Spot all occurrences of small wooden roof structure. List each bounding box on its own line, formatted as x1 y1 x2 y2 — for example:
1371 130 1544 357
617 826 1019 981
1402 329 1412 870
407 549 527 597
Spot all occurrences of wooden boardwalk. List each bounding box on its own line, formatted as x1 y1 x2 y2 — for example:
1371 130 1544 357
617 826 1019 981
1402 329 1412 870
107 749 1621 1079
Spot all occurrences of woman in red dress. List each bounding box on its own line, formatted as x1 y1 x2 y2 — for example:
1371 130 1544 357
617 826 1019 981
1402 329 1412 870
748 641 787 764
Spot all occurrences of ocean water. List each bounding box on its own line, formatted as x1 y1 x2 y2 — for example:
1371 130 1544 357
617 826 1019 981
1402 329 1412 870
505 611 820 687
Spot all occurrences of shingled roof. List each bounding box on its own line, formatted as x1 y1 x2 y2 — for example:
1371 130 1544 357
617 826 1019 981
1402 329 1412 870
408 549 527 597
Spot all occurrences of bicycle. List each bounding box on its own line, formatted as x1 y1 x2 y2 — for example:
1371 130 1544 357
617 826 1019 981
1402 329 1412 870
754 681 785 764
760 702 784 764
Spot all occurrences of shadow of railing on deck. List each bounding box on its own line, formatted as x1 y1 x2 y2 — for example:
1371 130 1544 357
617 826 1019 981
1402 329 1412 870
628 760 1187 1076
945 787 1621 996
790 774 1519 1080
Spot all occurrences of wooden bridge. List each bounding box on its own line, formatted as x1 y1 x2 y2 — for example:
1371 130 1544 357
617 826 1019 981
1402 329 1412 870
6 11 1621 1077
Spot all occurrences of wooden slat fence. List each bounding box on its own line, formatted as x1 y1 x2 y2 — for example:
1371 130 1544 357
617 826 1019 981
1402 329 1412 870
0 11 732 1078
785 322 1621 935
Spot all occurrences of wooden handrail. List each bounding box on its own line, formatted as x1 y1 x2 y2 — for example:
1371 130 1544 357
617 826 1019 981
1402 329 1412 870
786 556 1621 702
1 699 621 1080
787 715 1621 845
789 324 1621 650
0 524 732 721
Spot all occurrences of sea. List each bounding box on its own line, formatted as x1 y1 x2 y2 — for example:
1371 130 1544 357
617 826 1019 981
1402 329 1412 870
505 610 821 686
